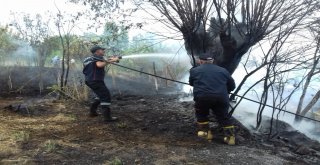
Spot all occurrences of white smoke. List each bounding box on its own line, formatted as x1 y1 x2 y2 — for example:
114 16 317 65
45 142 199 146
3 40 37 66
179 66 320 141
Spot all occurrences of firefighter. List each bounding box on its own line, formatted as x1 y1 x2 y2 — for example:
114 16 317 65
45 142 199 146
83 46 120 122
189 53 236 145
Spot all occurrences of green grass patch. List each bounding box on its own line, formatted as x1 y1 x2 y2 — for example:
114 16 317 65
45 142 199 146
12 131 30 142
44 140 57 152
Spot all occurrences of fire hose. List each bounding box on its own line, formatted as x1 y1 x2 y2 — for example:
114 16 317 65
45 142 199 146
108 62 320 123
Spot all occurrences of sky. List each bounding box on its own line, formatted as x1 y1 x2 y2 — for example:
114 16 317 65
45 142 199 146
0 0 79 23
0 0 90 35
0 0 182 41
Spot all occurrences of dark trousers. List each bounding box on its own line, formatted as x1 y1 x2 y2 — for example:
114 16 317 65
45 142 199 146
85 81 111 105
194 96 233 126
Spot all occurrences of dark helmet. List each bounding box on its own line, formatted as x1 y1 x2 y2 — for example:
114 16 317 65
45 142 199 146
90 46 106 54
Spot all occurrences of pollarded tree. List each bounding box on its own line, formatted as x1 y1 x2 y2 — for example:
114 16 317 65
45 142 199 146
71 0 320 74
145 0 319 73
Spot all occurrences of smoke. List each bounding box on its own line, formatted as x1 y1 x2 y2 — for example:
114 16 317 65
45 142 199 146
179 67 320 142
2 43 319 142
2 40 37 66
233 98 320 141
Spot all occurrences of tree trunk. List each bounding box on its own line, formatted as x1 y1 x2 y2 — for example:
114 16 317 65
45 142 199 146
64 38 71 86
295 72 314 122
37 47 46 95
183 21 250 74
60 49 65 91
297 90 320 122
295 38 320 122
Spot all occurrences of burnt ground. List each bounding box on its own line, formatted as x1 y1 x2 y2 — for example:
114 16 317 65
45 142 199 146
1 94 320 165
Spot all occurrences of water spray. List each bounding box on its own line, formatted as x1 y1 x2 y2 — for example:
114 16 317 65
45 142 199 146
109 62 320 124
120 54 174 59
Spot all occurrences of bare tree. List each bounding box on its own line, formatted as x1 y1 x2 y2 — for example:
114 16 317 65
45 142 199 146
54 7 83 91
144 0 319 74
227 20 315 130
73 0 319 74
295 20 320 122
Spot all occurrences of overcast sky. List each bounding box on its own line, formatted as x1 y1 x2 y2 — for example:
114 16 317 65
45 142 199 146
0 0 77 23
0 0 182 41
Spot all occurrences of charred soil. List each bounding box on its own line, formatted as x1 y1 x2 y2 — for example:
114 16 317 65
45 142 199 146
0 94 319 165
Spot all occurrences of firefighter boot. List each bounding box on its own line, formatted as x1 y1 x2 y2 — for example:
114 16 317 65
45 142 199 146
223 125 236 145
89 100 100 117
102 106 118 122
197 122 213 142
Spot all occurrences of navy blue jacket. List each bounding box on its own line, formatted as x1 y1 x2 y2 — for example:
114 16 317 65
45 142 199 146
83 55 105 81
189 64 235 101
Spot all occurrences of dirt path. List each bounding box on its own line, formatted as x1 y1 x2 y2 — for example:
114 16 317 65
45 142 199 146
0 95 318 164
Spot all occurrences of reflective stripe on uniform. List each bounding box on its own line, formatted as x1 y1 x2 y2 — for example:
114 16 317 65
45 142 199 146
83 57 93 66
197 121 209 125
100 102 111 106
223 125 235 129
83 60 92 66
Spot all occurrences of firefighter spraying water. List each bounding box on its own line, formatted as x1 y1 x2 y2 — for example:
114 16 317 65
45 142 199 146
83 46 122 123
82 46 236 144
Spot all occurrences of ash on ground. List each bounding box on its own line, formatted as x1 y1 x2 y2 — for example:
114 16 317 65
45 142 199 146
1 94 320 164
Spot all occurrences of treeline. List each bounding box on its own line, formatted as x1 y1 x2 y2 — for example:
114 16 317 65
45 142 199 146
0 22 176 67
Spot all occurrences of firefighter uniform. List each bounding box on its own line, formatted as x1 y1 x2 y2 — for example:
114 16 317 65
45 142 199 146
83 46 117 122
189 53 236 145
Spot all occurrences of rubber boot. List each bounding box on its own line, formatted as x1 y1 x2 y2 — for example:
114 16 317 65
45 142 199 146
89 100 100 117
197 121 213 142
223 125 236 145
102 106 118 122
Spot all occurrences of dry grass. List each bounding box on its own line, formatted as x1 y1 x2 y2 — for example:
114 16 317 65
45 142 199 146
46 113 76 122
0 96 314 165
0 98 77 164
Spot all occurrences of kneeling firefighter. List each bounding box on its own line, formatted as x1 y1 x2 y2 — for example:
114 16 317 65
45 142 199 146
189 53 236 145
83 46 121 122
